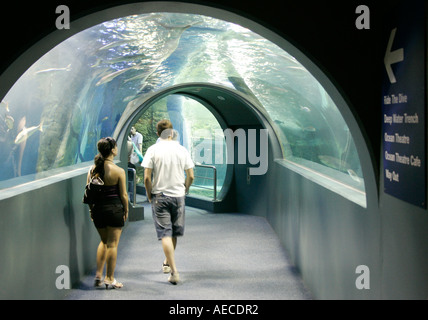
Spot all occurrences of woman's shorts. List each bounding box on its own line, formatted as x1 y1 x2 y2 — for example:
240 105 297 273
151 193 185 240
91 199 125 229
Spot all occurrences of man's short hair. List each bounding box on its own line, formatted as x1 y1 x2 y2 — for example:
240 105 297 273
157 119 173 137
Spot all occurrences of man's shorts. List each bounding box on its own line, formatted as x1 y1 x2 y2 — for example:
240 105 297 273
151 193 185 240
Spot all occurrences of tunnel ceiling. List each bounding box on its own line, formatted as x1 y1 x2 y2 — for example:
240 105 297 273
0 11 366 205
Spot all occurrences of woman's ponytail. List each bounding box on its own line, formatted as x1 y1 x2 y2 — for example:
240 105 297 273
92 137 117 178
92 153 105 178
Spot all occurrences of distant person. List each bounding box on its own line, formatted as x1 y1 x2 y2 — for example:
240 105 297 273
127 140 137 201
130 126 143 153
142 120 194 284
87 137 128 289
127 139 136 169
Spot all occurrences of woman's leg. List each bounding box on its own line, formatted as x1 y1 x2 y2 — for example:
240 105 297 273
95 228 108 279
105 226 123 281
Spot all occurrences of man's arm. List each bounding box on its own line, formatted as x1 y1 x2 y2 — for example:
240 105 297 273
184 168 194 195
144 167 153 203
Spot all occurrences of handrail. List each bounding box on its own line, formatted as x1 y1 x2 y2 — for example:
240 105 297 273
193 164 217 201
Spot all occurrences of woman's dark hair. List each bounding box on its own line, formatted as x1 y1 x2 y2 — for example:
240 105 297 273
92 137 117 178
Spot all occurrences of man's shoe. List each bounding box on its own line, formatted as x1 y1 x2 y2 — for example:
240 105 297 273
168 272 180 284
162 263 171 274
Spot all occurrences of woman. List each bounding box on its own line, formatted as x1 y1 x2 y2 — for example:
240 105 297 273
87 137 128 289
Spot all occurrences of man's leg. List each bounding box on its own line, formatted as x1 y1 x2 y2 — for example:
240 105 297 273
162 236 180 284
165 196 185 284
162 236 178 274
153 194 182 283
163 237 177 266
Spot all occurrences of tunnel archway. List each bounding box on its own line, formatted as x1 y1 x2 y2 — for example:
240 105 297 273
0 1 386 300
0 2 376 209
115 82 282 205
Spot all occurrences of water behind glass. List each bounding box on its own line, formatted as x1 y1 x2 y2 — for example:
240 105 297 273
0 12 364 194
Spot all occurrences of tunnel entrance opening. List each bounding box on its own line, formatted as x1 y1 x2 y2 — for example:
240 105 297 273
115 82 280 211
128 93 229 201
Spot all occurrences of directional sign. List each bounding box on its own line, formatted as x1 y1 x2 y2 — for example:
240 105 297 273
381 2 426 208
384 28 404 84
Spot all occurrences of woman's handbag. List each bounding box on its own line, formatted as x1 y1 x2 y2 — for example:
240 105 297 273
130 142 143 166
130 151 140 166
82 175 104 204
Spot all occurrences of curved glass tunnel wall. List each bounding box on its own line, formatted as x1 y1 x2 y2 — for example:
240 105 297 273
0 12 366 206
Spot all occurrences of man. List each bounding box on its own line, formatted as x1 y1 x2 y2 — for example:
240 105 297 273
142 120 194 284
130 126 143 153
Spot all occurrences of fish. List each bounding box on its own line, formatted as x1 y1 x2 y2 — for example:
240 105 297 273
15 117 27 177
123 95 137 102
14 121 44 144
303 126 316 132
95 65 136 86
92 53 148 68
5 115 14 130
285 66 307 72
278 53 298 64
97 40 132 51
1 101 9 112
35 64 71 74
347 169 362 184
107 53 148 65
123 68 152 83
318 155 349 171
95 62 146 86
157 22 193 30
91 58 102 68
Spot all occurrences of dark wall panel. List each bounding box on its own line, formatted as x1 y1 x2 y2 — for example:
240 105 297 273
0 172 98 299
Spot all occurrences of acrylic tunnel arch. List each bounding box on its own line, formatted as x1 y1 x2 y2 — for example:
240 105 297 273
0 2 376 209
114 82 282 205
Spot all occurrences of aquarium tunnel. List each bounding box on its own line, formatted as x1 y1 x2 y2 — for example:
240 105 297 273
0 3 379 299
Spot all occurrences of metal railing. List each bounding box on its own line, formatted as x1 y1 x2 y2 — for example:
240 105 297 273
192 164 217 201
128 168 137 206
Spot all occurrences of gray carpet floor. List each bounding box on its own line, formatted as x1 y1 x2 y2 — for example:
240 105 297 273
63 202 312 300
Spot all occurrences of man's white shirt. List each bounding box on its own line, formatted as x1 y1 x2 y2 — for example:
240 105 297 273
142 139 194 197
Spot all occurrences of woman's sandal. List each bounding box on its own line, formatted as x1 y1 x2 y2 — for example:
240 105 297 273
94 277 104 288
104 278 123 289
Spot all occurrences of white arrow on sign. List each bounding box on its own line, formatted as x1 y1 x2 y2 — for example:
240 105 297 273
384 28 404 84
